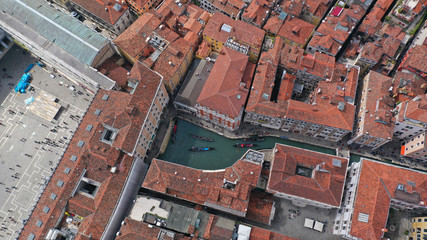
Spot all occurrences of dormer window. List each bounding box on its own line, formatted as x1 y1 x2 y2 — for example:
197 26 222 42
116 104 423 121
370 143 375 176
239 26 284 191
100 125 118 144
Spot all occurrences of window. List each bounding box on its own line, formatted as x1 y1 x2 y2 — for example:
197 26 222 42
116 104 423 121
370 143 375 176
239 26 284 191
50 193 57 200
43 206 50 213
94 109 101 116
57 180 64 187
64 167 71 174
77 140 85 148
86 125 93 131
70 155 77 161
28 234 35 240
36 220 43 228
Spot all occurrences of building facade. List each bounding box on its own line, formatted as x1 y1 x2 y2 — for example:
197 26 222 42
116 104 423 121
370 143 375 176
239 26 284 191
401 132 427 161
0 28 13 60
394 94 427 140
409 216 427 240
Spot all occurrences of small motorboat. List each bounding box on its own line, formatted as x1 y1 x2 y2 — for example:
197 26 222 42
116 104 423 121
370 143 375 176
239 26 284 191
242 137 265 142
189 147 215 152
188 134 214 142
233 143 258 148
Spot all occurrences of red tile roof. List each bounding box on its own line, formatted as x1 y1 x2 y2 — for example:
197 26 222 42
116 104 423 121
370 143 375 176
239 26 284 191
197 47 255 118
97 55 130 88
142 158 262 216
242 0 270 26
277 17 315 46
349 159 427 240
267 144 348 207
393 71 427 103
117 218 191 240
114 12 163 59
279 44 304 73
378 23 406 42
20 63 163 240
359 0 394 36
71 0 128 25
403 94 427 123
299 52 336 78
304 0 330 18
400 45 427 75
358 71 395 139
249 226 299 240
246 191 275 224
264 16 284 34
359 36 401 64
203 12 265 49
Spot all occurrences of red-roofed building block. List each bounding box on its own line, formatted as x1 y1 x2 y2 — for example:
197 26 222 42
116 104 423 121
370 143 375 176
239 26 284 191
267 144 348 209
69 0 134 35
333 158 427 239
19 63 168 240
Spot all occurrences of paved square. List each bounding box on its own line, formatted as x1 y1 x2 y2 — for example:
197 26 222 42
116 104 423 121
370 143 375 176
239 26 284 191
0 45 95 239
271 198 344 240
15 189 35 209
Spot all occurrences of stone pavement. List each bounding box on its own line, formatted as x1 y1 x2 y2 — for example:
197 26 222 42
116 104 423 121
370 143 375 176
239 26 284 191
0 45 94 239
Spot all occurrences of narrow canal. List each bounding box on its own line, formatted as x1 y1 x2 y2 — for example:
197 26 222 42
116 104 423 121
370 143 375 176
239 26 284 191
158 119 362 170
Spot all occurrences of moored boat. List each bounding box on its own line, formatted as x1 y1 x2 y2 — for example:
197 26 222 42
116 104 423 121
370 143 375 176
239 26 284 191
233 143 258 148
189 147 215 152
188 134 214 142
242 137 265 142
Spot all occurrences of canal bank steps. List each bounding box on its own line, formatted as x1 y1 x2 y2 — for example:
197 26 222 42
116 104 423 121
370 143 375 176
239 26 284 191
174 113 427 172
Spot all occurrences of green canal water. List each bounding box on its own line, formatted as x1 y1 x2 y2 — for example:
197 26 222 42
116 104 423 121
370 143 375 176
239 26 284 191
158 119 350 170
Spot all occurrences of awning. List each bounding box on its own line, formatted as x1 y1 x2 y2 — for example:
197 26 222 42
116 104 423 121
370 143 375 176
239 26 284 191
314 221 324 232
304 218 314 229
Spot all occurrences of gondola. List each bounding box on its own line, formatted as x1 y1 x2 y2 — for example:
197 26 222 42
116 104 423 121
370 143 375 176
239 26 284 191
188 134 214 142
233 143 258 148
189 147 215 152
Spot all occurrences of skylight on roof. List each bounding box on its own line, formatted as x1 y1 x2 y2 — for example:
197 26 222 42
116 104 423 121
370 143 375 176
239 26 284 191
332 158 342 167
358 213 369 223
221 24 232 33
113 3 122 12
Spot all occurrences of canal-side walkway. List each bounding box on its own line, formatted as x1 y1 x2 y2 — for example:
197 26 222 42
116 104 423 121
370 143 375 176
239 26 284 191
175 111 427 172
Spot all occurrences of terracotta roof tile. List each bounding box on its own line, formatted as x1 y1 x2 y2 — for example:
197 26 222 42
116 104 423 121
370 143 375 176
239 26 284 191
71 0 128 25
404 94 427 122
20 63 163 240
400 45 427 76
114 12 162 59
358 71 395 139
197 47 255 118
142 158 262 216
304 0 330 18
263 16 284 34
267 144 348 207
246 191 275 224
249 226 299 240
277 17 315 46
349 159 427 240
203 12 265 50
